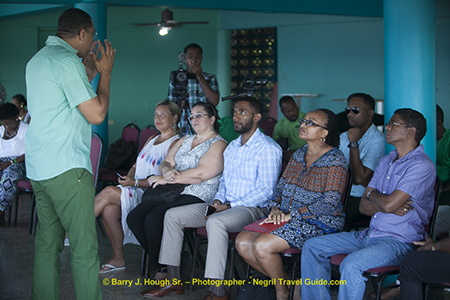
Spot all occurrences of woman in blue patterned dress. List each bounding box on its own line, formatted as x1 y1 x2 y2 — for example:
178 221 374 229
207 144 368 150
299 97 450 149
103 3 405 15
236 109 348 300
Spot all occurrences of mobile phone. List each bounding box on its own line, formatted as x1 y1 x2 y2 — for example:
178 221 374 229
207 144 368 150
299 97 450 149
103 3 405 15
117 173 125 180
205 206 216 217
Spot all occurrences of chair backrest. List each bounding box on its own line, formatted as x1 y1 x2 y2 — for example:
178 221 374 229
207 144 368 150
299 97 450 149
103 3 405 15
427 176 442 237
122 123 140 150
122 123 140 168
342 168 353 207
260 117 277 137
90 132 103 189
139 125 159 152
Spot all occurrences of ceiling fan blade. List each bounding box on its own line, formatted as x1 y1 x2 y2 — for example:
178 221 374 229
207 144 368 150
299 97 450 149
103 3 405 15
132 22 162 27
177 21 209 25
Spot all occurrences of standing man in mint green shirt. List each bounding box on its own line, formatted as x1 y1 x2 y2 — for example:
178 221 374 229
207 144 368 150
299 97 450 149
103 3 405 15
25 8 115 300
272 96 307 162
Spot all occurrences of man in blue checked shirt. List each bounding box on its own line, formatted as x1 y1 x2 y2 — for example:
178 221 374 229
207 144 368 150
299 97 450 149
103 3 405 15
168 43 220 135
150 97 282 300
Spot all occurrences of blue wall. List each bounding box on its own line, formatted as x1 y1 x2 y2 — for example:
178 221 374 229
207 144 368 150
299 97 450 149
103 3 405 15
1 3 449 144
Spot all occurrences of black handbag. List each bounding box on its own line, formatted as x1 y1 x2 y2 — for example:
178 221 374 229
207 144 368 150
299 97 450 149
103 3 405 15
141 182 188 205
104 138 134 170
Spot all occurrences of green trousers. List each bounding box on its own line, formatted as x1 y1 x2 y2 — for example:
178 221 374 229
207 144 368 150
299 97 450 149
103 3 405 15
31 168 102 300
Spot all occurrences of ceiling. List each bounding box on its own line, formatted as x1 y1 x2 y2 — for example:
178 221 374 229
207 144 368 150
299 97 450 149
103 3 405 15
0 0 384 21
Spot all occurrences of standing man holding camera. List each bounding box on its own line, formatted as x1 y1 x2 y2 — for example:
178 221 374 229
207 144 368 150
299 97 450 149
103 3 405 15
25 8 115 300
168 43 220 134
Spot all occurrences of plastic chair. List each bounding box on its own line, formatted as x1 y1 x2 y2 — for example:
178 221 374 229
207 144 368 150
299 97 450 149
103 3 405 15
330 177 442 300
98 123 140 187
260 117 277 137
139 125 159 152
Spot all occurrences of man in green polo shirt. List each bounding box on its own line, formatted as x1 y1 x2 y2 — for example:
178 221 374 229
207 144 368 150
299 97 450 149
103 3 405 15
272 96 307 162
25 8 115 300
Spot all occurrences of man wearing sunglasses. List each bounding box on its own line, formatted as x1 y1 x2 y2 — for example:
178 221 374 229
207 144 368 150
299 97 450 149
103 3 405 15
272 96 307 162
302 108 436 300
339 93 385 227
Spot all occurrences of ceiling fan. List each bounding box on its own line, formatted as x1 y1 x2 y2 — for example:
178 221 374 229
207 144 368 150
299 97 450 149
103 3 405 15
132 9 209 36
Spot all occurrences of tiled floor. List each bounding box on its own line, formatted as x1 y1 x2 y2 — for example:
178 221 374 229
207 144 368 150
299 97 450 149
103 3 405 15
2 194 448 300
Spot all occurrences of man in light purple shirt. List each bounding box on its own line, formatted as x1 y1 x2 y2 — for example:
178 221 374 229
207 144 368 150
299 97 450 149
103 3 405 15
301 108 436 300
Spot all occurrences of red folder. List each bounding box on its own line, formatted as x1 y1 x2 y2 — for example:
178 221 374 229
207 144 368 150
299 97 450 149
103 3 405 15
244 218 287 233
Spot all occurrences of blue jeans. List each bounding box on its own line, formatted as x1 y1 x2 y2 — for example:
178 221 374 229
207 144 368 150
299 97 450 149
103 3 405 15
301 230 415 300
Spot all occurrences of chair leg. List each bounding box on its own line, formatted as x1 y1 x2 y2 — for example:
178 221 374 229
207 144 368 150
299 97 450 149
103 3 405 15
190 236 201 292
141 250 147 277
29 194 34 234
371 274 388 300
13 192 20 227
245 263 252 280
288 257 298 300
8 193 17 227
32 197 37 236
227 245 236 298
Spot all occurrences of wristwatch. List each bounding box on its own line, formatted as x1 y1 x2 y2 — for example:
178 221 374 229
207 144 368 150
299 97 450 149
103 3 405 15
366 189 374 201
348 141 359 149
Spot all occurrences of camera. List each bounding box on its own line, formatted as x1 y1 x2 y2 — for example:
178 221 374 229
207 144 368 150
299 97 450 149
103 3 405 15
221 76 268 101
170 52 196 99
242 76 268 89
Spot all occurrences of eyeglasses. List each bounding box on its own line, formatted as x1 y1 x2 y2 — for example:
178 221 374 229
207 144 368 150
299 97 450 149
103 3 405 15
299 118 327 130
345 107 371 114
154 113 168 119
385 122 408 128
188 113 210 121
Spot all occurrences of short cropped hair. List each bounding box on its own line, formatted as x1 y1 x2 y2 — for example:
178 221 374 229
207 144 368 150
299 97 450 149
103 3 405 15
192 102 220 132
0 102 20 120
236 96 263 116
279 95 295 107
394 108 427 144
347 93 375 110
437 105 444 123
184 43 203 55
12 94 27 106
316 109 340 148
57 8 92 39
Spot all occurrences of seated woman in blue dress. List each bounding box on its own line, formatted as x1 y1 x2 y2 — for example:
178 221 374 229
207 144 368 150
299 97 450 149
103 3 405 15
236 109 348 300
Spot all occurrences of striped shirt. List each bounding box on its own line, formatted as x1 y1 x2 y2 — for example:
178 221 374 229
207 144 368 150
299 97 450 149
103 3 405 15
215 129 282 207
